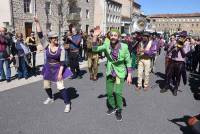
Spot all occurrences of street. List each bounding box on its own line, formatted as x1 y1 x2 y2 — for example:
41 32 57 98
0 51 200 134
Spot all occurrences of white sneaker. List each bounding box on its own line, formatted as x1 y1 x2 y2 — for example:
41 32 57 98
64 104 71 113
43 98 54 105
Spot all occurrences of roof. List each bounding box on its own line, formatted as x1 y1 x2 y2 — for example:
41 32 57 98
149 13 200 18
133 2 141 9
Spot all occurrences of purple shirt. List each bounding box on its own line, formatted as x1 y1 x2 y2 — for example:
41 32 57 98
144 40 158 57
166 41 176 58
172 42 190 62
110 43 132 77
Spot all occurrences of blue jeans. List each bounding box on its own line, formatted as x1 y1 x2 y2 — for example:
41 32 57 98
17 56 28 78
0 53 11 80
0 59 11 80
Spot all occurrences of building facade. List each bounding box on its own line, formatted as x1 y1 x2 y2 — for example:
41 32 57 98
3 0 95 37
149 13 200 35
77 0 94 33
121 0 132 34
0 0 12 31
94 0 122 34
8 0 71 37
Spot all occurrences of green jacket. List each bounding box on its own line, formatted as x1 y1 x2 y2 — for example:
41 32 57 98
93 41 132 79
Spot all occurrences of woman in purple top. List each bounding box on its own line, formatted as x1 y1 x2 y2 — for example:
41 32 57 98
34 17 72 113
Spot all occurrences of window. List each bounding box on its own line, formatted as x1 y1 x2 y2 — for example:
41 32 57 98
86 9 89 19
110 15 113 22
24 0 31 13
86 25 89 33
45 1 51 15
107 14 110 22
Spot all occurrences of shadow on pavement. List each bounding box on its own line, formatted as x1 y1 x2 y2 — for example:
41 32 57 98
80 70 87 76
97 72 104 79
98 93 127 108
169 116 195 134
54 87 79 101
188 73 200 100
131 77 138 86
155 72 166 79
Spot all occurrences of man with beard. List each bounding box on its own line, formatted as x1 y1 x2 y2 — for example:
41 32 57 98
92 28 132 121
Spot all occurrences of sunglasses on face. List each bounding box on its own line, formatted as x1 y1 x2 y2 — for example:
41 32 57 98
110 34 118 37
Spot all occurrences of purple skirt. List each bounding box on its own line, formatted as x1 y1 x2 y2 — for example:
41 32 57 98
41 63 73 82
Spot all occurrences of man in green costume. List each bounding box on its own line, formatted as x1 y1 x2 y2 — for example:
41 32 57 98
92 27 132 121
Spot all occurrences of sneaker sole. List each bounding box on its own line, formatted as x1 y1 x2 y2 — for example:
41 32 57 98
116 118 123 122
106 110 116 116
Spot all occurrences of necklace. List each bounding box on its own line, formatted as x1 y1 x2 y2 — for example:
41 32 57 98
48 46 58 55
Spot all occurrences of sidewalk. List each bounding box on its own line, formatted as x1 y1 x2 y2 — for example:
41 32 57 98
0 52 106 92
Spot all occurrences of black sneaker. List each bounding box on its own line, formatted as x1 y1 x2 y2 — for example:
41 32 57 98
173 88 178 96
160 88 168 93
70 75 77 80
160 85 169 93
115 110 123 121
6 79 11 82
106 108 116 115
77 75 83 79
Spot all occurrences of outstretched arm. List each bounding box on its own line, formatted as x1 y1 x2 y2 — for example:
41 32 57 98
33 16 47 48
34 16 42 33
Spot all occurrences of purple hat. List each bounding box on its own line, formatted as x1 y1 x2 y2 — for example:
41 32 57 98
179 31 187 37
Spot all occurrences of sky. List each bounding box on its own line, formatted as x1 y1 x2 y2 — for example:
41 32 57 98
135 0 200 15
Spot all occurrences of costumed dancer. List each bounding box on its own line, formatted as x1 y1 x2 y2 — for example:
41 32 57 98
92 27 132 121
136 32 157 91
34 17 73 112
161 31 190 96
87 29 99 81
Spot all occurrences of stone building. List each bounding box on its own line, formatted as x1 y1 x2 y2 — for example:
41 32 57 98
77 0 94 33
149 13 200 35
2 0 95 37
8 0 71 37
106 0 122 31
0 0 12 31
94 0 122 34
121 0 132 34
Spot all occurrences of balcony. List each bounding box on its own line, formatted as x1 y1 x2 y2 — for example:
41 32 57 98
67 13 81 21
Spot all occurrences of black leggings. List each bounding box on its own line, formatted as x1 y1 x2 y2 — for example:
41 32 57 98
69 51 80 75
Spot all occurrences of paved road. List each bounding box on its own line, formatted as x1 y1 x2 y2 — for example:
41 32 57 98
0 51 200 134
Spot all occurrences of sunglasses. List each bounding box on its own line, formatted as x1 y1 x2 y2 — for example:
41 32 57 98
110 34 118 37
